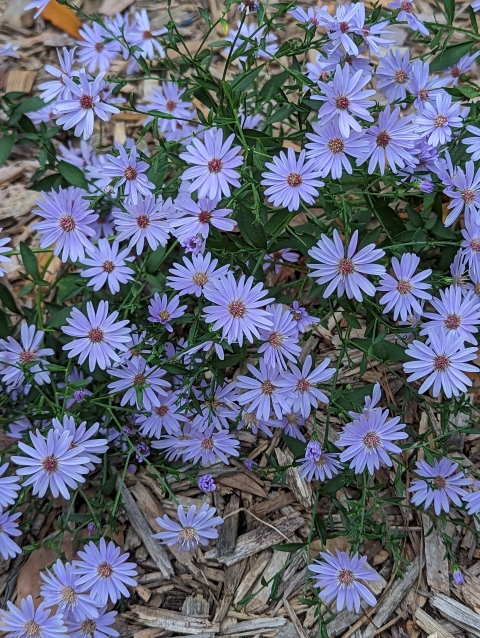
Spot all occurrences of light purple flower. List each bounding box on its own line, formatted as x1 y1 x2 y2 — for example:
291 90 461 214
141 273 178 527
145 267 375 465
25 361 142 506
137 391 188 438
0 509 21 560
404 331 479 398
0 228 12 277
176 425 240 465
297 440 342 482
0 323 54 388
203 273 273 346
277 354 334 417
52 415 108 470
351 4 394 55
409 457 471 515
0 595 67 638
113 195 171 255
263 248 299 274
74 539 137 605
258 304 301 371
179 128 243 200
136 441 150 463
0 464 20 509
463 125 480 161
154 503 223 551
444 160 480 227
33 187 97 262
171 196 235 239
325 2 362 56
461 217 480 274
308 229 386 302
198 474 216 492
108 358 169 410
305 122 363 179
66 606 119 638
38 47 78 102
309 550 380 613
80 239 134 294
452 567 465 586
12 429 90 499
192 381 240 432
377 253 432 321
415 93 463 146
236 359 292 420
463 481 480 514
167 253 229 297
62 300 131 371
128 9 166 60
421 286 480 345
224 22 278 64
448 52 480 85
238 408 276 437
435 150 458 189
408 60 448 113
277 411 306 441
388 0 428 35
376 49 412 102
101 146 154 204
450 250 469 294
77 23 120 72
148 293 187 332
142 82 191 132
261 148 324 212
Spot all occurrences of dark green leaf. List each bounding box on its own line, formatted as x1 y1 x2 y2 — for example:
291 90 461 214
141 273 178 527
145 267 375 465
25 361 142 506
208 40 233 47
0 283 20 314
282 434 306 458
231 64 265 93
443 0 455 23
264 104 295 126
265 209 294 239
8 96 44 126
430 41 474 73
20 242 40 281
237 209 267 248
369 198 406 238
469 6 479 33
351 338 407 362
0 133 15 167
343 314 361 329
335 384 375 411
101 473 117 496
146 245 166 273
271 542 307 552
198 7 212 27
57 161 89 190
259 70 289 102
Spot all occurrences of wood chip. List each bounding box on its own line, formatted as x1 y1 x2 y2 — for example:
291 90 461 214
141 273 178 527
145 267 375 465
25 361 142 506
216 473 268 499
5 70 36 93
414 608 456 638
422 515 450 595
430 593 480 638
275 448 313 510
233 551 271 605
127 606 219 635
283 597 309 638
247 550 289 612
99 0 135 15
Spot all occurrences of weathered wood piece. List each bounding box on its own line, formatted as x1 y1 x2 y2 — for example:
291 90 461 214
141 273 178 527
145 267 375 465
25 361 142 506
430 593 480 638
127 606 219 635
422 514 450 595
414 608 456 638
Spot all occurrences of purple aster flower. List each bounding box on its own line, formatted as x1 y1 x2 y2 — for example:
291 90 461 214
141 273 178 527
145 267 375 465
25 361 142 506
180 234 206 255
461 218 480 274
376 50 412 102
337 408 407 475
450 250 469 293
0 509 21 560
166 253 229 297
101 146 154 205
289 302 319 334
452 566 465 586
60 367 93 409
38 47 78 102
309 550 380 613
356 107 418 175
351 4 394 55
404 331 479 398
308 230 386 302
444 160 480 227
80 239 134 294
408 60 448 113
261 148 324 212
74 539 137 605
325 2 362 56
257 304 301 371
203 273 273 346
171 196 235 239
137 391 188 438
12 429 90 499
463 125 480 161
0 464 20 509
277 411 306 441
289 5 329 27
0 595 67 638
409 457 471 515
463 481 480 514
113 195 171 255
0 323 54 388
176 425 240 465
0 228 12 276
87 522 96 536
198 474 216 492
66 607 119 638
179 128 243 200
277 354 334 418
418 179 435 193
142 82 191 132
62 301 131 371
77 23 120 72
92 213 115 240
53 70 119 140
40 559 100 622
128 9 166 61
236 359 292 420
305 122 364 180
224 22 278 64
448 51 480 84
154 503 223 551
313 64 375 138
415 93 463 146
349 383 382 421
421 287 480 345
147 293 187 332
244 458 256 471
108 358 169 410
377 253 432 321
237 408 276 437
435 151 458 189
191 381 240 432
184 340 225 361
297 440 342 482
388 0 429 35
263 248 299 274
136 442 150 463
52 415 108 470
33 187 97 262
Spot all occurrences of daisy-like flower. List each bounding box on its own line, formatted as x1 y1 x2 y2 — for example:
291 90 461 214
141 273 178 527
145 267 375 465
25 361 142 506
12 429 90 499
113 195 171 255
421 287 480 345
38 47 78 102
66 607 119 638
52 415 108 471
305 122 364 180
308 230 386 302
236 359 292 420
0 323 54 388
447 51 480 85
166 253 229 297
176 425 240 465
257 304 301 371
24 0 50 18
313 64 376 138
463 125 480 161
337 408 407 475
170 197 235 239
154 503 223 551
377 253 432 321
309 550 380 613
263 248 299 274
0 464 20 509
387 0 429 35
54 70 120 141
101 146 154 205
277 355 334 417
147 293 187 332
356 107 418 175
409 458 471 515
0 596 67 638
108 358 169 411
74 539 138 605
238 408 276 437
198 474 216 492
142 82 191 132
444 161 480 227
450 250 469 294
261 149 324 212
128 9 166 61
137 391 188 438
179 128 244 200
33 187 97 262
325 2 362 56
0 228 12 276
461 218 480 274
404 331 479 398
376 49 412 102
435 150 458 189
289 5 329 28
463 481 480 515
40 560 100 622
203 273 273 346
224 22 278 64
297 440 342 482
62 300 131 371
415 93 463 146
80 239 134 294
192 380 240 432
0 509 21 560
351 3 394 55
77 22 120 72
408 60 447 113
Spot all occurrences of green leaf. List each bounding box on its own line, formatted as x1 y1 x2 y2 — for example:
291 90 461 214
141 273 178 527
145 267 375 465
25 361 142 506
0 133 15 167
264 104 295 126
282 434 306 458
259 70 290 102
46 306 75 329
271 542 307 552
208 40 233 47
265 209 294 239
198 7 212 27
57 161 89 190
335 384 375 411
101 473 117 496
430 41 474 73
146 245 166 274
369 198 406 238
469 6 479 33
231 64 265 93
0 283 20 314
237 209 267 248
8 96 44 126
343 314 361 329
351 338 407 362
20 242 40 281
443 0 455 23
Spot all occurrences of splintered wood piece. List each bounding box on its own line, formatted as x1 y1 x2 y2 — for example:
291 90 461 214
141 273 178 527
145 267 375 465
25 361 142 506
182 594 210 616
430 593 480 638
275 448 313 509
130 482 165 530
233 551 271 604
249 491 297 519
217 494 240 558
247 550 289 612
451 570 480 613
283 597 309 638
206 514 303 566
422 515 450 595
127 606 219 634
218 617 286 635
216 473 268 499
116 478 173 578
5 70 37 93
414 608 455 638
